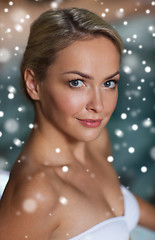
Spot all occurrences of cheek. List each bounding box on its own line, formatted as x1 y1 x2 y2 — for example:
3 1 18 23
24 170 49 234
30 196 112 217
52 91 87 115
104 91 118 113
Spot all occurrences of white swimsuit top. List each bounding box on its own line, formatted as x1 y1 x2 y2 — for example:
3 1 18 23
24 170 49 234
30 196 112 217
69 185 140 240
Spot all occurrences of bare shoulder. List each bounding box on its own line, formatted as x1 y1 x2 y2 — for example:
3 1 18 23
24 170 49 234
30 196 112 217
0 165 61 240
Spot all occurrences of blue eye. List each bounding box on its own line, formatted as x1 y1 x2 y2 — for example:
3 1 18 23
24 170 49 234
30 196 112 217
69 79 84 88
104 80 117 89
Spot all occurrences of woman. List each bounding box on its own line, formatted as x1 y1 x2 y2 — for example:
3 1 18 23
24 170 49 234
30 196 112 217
0 7 154 240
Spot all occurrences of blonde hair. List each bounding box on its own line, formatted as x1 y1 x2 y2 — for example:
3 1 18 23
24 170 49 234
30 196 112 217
21 7 123 101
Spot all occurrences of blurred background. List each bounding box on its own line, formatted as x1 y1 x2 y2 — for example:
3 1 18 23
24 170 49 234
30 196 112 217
0 0 155 233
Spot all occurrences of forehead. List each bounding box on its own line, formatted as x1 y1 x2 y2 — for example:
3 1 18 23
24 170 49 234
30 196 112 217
48 37 120 76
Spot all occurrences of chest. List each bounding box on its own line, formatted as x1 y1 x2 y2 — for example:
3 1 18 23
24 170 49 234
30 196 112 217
52 159 124 239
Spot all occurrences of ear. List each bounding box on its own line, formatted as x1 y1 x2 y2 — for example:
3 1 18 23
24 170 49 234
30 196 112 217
24 68 40 100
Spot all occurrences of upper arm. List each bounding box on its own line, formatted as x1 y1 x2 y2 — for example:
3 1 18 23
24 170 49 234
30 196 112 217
135 194 155 230
0 172 59 240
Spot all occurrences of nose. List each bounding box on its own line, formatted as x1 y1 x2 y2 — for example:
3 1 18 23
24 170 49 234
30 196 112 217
86 87 104 113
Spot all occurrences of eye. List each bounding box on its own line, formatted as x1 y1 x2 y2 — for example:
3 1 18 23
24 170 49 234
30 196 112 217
69 79 85 88
104 80 118 89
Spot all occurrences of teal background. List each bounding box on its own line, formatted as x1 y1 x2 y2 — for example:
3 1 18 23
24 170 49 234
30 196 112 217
0 0 155 204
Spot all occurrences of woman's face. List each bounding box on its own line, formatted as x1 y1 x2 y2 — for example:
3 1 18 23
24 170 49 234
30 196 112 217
37 37 120 142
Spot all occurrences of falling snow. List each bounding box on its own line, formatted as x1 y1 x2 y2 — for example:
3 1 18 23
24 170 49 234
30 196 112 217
4 119 19 133
62 166 69 172
141 166 147 173
142 118 152 128
128 147 135 154
13 138 22 147
59 196 68 205
150 146 155 160
121 113 127 120
145 66 151 73
0 48 11 62
50 2 59 9
55 148 61 153
107 156 114 162
28 123 34 129
22 198 37 213
0 0 154 207
131 124 138 131
0 111 4 117
115 129 124 138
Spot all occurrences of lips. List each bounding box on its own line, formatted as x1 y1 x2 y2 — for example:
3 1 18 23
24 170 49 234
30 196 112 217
77 119 103 128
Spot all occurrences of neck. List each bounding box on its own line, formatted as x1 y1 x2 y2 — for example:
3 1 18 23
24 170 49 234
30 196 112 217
24 115 88 167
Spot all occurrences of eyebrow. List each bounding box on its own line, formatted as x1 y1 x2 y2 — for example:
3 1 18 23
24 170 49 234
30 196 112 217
62 71 93 79
105 71 120 80
62 70 120 80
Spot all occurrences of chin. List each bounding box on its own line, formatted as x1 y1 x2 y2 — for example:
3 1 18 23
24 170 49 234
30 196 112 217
77 130 102 143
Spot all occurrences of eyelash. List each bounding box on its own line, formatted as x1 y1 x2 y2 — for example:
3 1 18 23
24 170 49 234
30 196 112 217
68 79 85 88
68 79 118 89
104 80 118 89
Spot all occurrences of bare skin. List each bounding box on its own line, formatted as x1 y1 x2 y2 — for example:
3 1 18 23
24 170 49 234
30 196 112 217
0 127 123 240
0 37 155 240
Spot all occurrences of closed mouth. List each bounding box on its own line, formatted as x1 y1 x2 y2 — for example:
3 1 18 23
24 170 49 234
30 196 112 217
77 118 103 128
77 119 102 122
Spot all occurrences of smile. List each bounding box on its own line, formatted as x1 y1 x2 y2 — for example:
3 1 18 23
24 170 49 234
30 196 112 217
77 119 103 128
